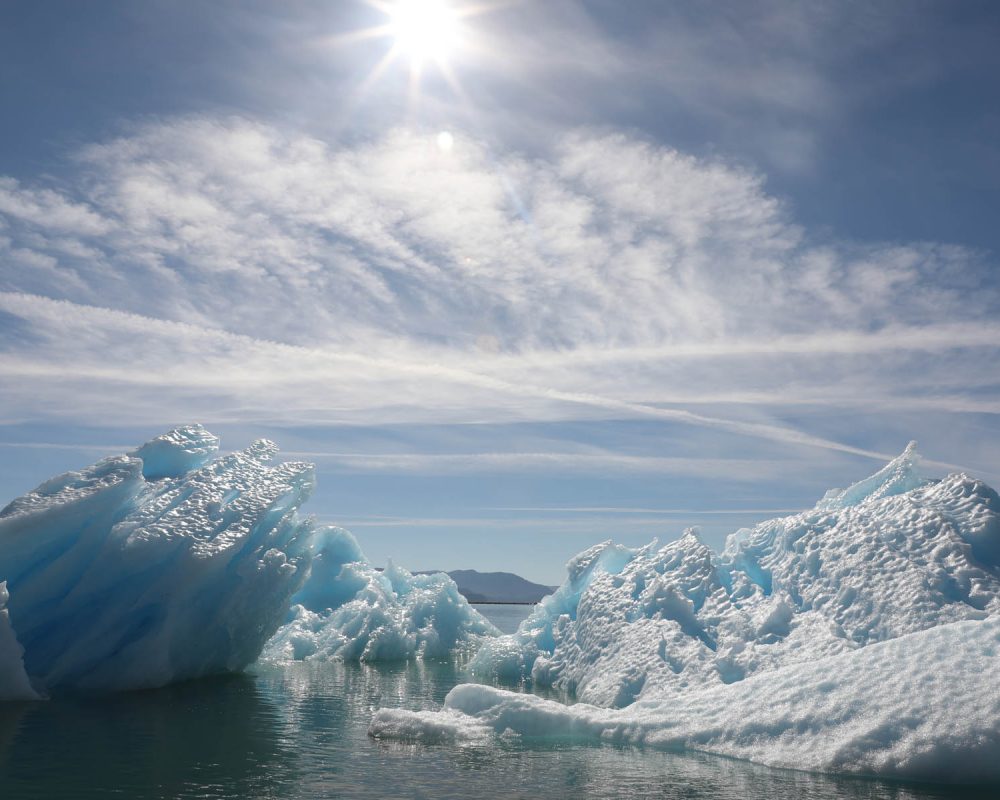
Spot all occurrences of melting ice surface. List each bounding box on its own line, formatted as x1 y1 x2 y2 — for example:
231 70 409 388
0 426 495 699
371 444 1000 782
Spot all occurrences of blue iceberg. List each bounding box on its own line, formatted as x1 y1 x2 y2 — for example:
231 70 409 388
0 426 496 698
0 426 316 696
262 528 499 663
0 580 37 700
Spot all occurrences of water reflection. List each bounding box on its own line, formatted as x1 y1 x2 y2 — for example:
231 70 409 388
1 655 997 799
429 741 1000 800
0 674 295 799
0 701 28 766
257 659 997 800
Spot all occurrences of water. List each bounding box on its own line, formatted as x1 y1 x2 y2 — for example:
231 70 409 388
473 602 535 634
0 605 993 799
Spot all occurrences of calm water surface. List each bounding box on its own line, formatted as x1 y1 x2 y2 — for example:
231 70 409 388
0 604 994 799
475 602 535 634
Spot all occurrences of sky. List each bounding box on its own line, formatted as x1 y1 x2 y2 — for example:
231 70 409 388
1 0 999 584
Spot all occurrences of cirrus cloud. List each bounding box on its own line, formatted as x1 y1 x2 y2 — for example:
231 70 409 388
0 117 997 479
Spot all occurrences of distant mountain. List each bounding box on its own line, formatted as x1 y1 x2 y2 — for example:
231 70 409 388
382 567 556 603
445 570 556 604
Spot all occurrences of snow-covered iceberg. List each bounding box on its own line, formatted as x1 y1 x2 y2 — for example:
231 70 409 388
261 527 499 663
465 443 1000 703
0 426 496 698
371 445 1000 781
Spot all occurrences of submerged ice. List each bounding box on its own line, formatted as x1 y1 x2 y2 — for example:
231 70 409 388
372 444 1000 781
0 426 495 697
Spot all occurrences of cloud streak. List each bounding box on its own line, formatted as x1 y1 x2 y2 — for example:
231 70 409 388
0 289 975 470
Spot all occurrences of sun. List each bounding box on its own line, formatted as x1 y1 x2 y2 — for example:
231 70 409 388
338 0 500 106
387 0 459 65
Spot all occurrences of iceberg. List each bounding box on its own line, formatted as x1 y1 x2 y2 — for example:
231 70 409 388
0 426 496 698
0 425 317 696
467 443 1000 703
371 445 1000 781
261 528 499 663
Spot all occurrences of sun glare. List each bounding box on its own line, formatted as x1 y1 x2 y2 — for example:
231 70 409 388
436 130 454 151
388 0 459 64
344 0 498 106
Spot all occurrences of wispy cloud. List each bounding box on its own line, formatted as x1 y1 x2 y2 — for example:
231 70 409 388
329 514 765 533
4 119 994 348
0 118 997 484
0 441 751 477
480 506 802 515
0 441 135 453
0 288 988 475
0 292 942 467
280 450 792 479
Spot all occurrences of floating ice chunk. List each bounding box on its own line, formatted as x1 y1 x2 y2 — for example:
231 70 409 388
261 528 499 663
371 616 1000 782
0 581 39 700
0 428 317 695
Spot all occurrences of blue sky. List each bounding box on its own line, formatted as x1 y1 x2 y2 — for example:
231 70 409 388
1 0 999 584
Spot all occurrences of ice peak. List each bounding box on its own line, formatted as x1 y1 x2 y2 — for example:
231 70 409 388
814 441 926 512
566 540 633 582
680 527 703 544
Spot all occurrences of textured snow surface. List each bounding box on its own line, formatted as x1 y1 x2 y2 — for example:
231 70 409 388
261 528 499 663
0 425 495 697
373 445 1000 781
469 444 1000 706
371 616 1000 782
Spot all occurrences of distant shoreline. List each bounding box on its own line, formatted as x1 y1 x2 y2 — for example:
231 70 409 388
470 600 538 605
